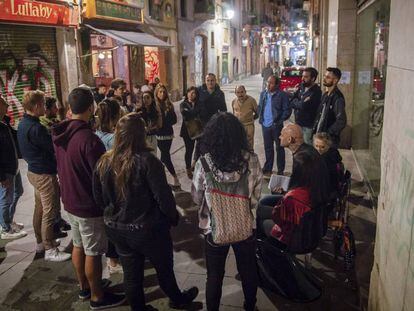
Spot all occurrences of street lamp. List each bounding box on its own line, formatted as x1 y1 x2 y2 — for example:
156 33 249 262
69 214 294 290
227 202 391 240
225 9 235 19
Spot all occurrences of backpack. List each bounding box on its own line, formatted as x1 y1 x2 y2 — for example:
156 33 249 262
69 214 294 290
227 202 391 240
200 157 253 245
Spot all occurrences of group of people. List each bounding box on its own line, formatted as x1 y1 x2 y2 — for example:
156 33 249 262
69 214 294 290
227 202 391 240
0 65 347 310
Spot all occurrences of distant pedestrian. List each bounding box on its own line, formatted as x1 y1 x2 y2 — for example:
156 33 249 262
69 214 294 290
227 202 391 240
52 87 125 309
108 78 129 113
180 86 202 179
272 61 281 78
93 84 107 104
197 73 227 126
0 96 26 240
40 97 60 131
17 91 70 261
136 91 162 155
291 67 322 144
257 75 292 177
232 85 258 151
192 112 263 311
261 63 274 91
131 83 143 109
313 67 347 148
154 84 180 187
93 113 199 311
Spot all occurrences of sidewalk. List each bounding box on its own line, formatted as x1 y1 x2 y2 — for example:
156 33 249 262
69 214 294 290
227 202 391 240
0 75 375 310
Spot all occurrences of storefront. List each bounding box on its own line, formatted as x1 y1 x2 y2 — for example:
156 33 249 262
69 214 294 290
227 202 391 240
0 0 78 127
352 0 390 199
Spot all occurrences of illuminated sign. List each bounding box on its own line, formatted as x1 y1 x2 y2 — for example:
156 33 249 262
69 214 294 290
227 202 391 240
0 0 78 27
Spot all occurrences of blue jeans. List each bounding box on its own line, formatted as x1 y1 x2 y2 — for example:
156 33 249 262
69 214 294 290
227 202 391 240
262 124 285 173
0 172 23 232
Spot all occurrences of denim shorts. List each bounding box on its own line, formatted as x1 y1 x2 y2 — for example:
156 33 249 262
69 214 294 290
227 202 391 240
66 212 107 256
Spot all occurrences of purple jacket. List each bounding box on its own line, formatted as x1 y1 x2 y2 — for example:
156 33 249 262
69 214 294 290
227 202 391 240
52 119 106 218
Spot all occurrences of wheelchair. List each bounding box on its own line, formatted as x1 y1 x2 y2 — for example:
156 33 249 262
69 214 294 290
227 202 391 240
256 206 326 302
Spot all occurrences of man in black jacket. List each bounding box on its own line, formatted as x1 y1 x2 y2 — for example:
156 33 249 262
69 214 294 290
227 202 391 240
291 67 322 144
197 73 227 125
313 67 347 147
0 96 27 240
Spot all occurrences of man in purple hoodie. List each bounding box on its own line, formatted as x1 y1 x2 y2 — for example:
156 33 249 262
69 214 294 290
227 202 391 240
52 87 125 309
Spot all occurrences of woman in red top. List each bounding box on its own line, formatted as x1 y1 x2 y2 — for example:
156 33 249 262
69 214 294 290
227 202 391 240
257 150 329 249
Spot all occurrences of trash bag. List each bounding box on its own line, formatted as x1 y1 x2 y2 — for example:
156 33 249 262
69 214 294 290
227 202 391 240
256 238 322 302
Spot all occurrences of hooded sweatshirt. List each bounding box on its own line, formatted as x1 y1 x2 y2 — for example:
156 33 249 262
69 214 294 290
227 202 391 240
52 119 106 218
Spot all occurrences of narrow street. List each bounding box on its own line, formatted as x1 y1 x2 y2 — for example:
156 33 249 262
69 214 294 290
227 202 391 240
0 75 375 311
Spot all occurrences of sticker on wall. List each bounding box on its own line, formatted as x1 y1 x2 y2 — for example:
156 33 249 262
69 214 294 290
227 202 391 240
340 71 351 84
358 71 371 85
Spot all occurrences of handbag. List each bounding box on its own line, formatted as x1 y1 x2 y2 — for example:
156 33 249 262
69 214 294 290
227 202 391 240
200 157 253 245
185 118 203 140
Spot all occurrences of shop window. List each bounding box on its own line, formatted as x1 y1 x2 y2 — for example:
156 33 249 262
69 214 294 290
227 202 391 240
90 34 114 80
195 0 215 15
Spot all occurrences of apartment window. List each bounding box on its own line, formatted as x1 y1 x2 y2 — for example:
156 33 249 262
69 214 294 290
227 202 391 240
211 31 215 48
180 0 187 18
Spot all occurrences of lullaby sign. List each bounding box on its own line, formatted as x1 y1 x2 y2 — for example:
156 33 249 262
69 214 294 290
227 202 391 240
0 0 78 27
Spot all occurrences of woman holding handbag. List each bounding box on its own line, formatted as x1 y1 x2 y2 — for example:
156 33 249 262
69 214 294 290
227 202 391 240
154 84 180 187
180 87 203 179
192 112 263 311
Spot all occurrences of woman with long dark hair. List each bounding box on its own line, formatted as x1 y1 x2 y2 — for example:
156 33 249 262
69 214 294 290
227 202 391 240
94 99 123 274
192 112 263 311
95 99 121 150
154 84 180 187
136 91 161 155
180 86 202 179
257 150 329 248
93 113 198 311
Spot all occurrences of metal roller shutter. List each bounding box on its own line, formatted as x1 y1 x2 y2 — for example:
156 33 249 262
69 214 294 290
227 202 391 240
0 24 61 127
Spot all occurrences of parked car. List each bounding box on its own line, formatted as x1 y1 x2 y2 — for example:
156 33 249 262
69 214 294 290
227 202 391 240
280 68 303 94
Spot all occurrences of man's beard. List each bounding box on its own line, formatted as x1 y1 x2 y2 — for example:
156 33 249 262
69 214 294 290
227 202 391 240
323 81 333 87
303 81 311 87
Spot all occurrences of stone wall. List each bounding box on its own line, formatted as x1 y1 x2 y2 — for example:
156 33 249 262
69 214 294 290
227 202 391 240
368 0 414 310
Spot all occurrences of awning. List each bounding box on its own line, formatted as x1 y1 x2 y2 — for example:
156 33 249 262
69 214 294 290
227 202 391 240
85 25 173 48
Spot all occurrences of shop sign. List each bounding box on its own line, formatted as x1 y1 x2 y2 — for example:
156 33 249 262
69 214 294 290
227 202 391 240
85 0 143 24
0 0 78 27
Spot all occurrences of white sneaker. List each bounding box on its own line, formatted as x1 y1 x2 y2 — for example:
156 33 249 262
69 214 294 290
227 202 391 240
11 222 24 231
36 239 61 253
1 229 27 240
44 248 71 262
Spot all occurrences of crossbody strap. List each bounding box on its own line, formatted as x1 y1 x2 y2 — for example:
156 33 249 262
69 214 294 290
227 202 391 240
200 156 211 173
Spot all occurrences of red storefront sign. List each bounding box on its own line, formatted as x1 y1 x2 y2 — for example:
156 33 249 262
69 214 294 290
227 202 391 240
0 0 78 27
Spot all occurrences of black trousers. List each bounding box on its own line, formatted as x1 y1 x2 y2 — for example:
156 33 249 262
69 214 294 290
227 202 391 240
105 226 184 310
182 134 196 169
157 139 176 176
204 234 258 311
262 124 285 173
